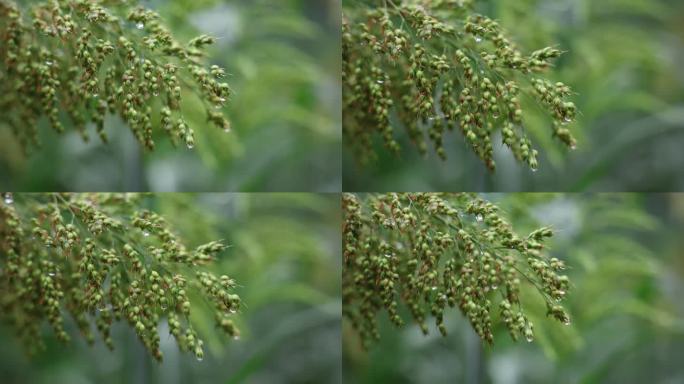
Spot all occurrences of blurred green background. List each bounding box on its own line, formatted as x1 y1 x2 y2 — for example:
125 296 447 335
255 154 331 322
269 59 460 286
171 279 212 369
343 0 684 192
0 193 341 384
344 193 684 383
0 0 341 192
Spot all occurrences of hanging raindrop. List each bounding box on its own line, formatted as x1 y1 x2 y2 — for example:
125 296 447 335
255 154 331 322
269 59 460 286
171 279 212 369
3 193 13 205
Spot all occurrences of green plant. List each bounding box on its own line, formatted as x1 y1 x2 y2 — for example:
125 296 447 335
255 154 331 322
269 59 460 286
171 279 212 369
342 192 571 348
0 193 240 361
0 0 231 153
343 0 577 171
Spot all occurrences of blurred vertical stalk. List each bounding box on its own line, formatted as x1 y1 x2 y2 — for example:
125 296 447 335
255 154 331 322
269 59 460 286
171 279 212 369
130 330 151 384
122 132 145 191
465 327 485 384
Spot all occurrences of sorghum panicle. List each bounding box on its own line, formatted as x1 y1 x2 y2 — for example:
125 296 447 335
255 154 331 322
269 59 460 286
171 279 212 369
343 1 577 171
0 0 232 153
343 193 571 348
0 193 241 361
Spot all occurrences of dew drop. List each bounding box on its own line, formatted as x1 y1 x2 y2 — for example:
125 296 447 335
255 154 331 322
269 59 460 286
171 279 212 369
475 214 483 222
563 318 571 326
474 35 482 43
570 143 577 150
384 253 393 259
564 116 572 123
526 335 533 342
232 335 240 341
531 167 538 173
187 143 194 149
376 80 384 84
196 355 203 362
491 285 498 290
153 92 159 96
48 272 56 277
3 193 13 205
136 22 144 30
229 308 237 314
431 286 438 291
46 60 53 66
142 231 150 237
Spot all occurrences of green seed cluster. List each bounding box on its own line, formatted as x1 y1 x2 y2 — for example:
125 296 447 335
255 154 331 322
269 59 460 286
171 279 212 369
0 0 232 153
342 193 571 348
0 193 240 361
342 1 577 171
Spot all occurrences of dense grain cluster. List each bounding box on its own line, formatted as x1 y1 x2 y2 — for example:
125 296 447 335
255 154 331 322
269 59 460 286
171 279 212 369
343 0 577 171
0 0 232 153
343 193 571 348
0 193 240 361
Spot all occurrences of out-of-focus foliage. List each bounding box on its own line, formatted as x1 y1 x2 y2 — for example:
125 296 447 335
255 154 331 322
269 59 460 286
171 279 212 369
0 193 342 384
0 0 341 192
344 0 684 192
344 194 684 384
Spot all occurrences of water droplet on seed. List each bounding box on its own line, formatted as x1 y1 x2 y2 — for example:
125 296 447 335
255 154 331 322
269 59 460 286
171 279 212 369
136 22 144 30
563 319 571 326
376 80 384 84
475 214 483 222
48 272 56 277
142 231 149 237
431 286 438 291
46 61 53 66
196 355 203 362
474 35 482 43
187 143 194 149
3 193 13 205
526 335 533 342
232 335 240 340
